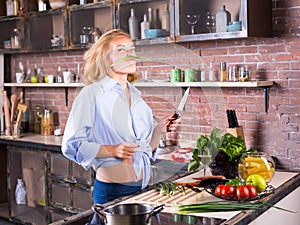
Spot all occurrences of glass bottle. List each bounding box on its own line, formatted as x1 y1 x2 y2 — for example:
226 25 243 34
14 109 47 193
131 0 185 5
12 0 19 15
161 4 170 32
55 66 63 83
220 62 227 82
216 5 231 33
128 8 138 40
6 0 14 16
141 14 150 39
148 8 153 29
21 109 29 133
11 28 21 49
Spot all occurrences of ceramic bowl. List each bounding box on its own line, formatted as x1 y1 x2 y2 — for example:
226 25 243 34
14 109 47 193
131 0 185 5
227 21 242 32
144 29 168 38
49 0 67 9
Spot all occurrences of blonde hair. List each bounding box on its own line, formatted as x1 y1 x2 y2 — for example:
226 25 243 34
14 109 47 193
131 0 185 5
82 29 131 85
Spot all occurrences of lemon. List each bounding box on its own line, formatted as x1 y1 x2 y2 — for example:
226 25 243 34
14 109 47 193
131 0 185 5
31 75 38 83
246 174 267 193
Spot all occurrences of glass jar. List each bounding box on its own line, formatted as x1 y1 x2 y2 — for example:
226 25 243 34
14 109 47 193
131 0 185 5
41 109 54 135
34 105 43 134
11 28 22 49
91 27 101 43
238 152 275 183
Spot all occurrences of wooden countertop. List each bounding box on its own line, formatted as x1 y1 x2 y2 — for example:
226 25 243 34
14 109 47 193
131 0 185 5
0 133 63 151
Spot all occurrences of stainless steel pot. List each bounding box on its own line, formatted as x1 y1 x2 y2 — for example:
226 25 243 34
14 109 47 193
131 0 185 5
92 203 165 225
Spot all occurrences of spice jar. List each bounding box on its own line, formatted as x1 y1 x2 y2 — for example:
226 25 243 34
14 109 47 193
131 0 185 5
41 109 54 135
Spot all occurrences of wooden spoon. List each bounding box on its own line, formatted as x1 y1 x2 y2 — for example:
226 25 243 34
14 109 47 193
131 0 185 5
10 94 18 123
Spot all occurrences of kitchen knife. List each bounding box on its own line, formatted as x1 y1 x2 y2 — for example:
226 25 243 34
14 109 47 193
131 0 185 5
167 87 190 131
172 87 190 120
232 110 239 127
226 109 234 128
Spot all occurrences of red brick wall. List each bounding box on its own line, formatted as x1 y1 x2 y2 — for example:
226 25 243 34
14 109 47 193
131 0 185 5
8 0 300 171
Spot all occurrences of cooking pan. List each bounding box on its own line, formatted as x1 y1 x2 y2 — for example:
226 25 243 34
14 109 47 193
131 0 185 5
92 203 164 225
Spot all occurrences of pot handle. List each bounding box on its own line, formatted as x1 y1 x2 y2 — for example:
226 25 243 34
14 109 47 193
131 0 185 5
92 204 107 223
146 204 165 223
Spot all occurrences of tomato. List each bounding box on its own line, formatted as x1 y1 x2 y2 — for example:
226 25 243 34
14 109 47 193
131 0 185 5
221 185 235 198
236 185 250 200
215 184 225 196
246 185 257 198
215 184 235 199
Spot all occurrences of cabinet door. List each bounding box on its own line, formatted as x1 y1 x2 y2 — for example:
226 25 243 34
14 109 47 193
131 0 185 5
116 0 175 44
175 0 271 42
9 147 47 225
69 2 114 48
27 8 68 51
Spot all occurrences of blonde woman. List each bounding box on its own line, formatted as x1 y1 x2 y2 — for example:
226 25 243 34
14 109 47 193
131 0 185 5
61 29 180 206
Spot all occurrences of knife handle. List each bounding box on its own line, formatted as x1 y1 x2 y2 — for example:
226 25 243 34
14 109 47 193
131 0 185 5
167 112 179 132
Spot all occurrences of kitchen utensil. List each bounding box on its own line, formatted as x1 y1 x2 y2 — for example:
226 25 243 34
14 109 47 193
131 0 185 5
172 87 190 120
16 103 27 127
92 203 164 225
3 91 12 136
10 94 18 123
167 87 190 131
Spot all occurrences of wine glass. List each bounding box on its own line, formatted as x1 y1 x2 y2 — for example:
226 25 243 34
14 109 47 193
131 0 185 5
198 148 212 176
205 11 216 33
186 14 200 34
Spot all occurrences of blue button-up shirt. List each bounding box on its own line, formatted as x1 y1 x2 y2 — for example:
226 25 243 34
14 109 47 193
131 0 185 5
61 76 156 189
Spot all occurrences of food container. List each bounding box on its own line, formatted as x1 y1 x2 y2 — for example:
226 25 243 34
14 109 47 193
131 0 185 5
238 152 275 182
41 109 54 135
144 29 168 38
92 203 164 225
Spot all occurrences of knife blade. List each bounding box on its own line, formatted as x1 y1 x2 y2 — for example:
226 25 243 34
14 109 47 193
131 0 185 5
172 87 190 119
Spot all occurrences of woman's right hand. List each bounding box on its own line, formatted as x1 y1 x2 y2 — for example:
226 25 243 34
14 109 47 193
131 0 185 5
100 142 139 159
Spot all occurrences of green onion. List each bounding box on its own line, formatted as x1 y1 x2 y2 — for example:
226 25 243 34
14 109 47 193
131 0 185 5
178 201 295 214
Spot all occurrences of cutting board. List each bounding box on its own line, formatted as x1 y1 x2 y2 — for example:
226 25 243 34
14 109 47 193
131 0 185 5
126 187 208 207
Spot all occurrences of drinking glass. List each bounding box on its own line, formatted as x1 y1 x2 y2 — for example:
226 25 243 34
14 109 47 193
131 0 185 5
186 14 200 34
205 11 216 33
198 148 212 176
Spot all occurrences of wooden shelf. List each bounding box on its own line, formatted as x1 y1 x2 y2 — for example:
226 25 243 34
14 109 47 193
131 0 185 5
133 80 274 88
134 80 274 114
3 83 85 87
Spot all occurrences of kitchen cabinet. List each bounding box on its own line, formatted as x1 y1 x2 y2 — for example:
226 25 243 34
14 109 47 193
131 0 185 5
27 8 68 52
175 0 272 42
0 15 25 53
0 135 94 224
0 0 272 53
116 0 175 44
69 1 114 49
